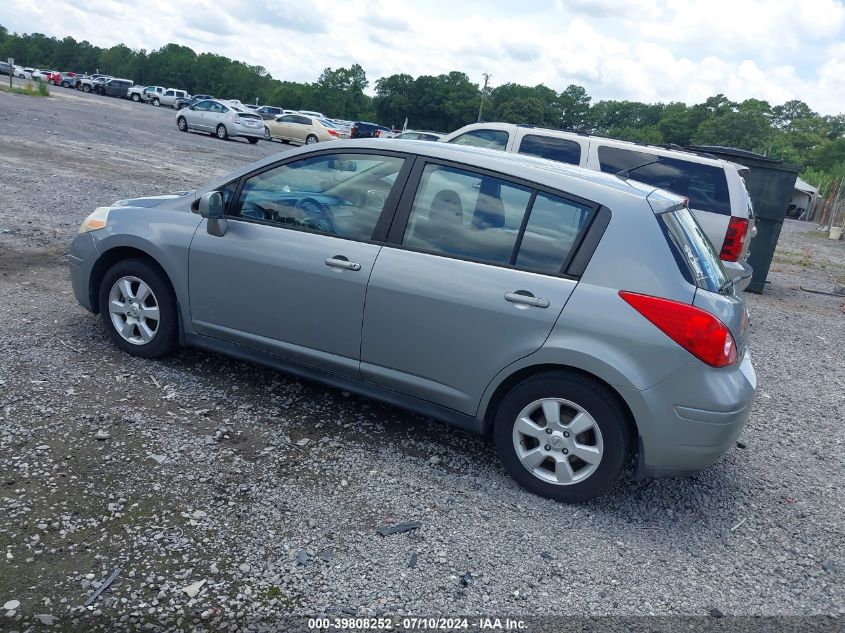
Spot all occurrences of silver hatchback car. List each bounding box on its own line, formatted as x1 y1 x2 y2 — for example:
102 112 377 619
176 99 264 143
69 140 756 502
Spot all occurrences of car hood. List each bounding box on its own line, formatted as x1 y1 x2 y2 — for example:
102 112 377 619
110 192 193 208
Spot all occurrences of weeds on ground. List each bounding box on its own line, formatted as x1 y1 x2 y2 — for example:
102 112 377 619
0 81 50 96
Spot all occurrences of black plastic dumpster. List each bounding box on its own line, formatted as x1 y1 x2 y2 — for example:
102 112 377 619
687 145 799 294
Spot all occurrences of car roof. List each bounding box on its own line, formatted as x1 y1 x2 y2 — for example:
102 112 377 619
201 138 677 211
450 122 731 168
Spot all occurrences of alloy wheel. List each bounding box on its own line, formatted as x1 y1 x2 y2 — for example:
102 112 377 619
512 398 604 485
108 276 160 345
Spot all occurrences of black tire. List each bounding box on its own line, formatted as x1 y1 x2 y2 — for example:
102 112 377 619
62 81 70 88
263 126 271 141
177 116 188 132
48 79 55 85
216 124 229 140
98 258 178 359
305 134 318 145
131 93 140 102
247 136 259 144
152 98 160 107
83 84 91 92
493 371 633 503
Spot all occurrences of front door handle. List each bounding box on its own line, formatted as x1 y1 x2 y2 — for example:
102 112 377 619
325 256 361 271
505 291 550 308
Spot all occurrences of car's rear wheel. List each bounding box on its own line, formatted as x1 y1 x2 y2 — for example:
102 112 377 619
48 79 55 85
62 81 70 88
98 259 178 359
131 93 140 102
152 98 160 107
216 124 229 140
264 126 271 141
306 134 318 145
247 136 259 144
493 371 632 503
177 116 188 132
83 84 91 92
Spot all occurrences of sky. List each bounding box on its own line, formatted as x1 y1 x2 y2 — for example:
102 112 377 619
2 0 844 114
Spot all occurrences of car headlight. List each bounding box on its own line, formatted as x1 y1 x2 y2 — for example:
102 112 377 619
78 207 111 233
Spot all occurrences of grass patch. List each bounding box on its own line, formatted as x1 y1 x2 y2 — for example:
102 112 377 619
0 81 50 97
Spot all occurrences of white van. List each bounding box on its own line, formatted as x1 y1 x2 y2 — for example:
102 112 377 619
440 123 755 291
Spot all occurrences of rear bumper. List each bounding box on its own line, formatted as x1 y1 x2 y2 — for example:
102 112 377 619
723 259 753 292
229 122 264 138
620 352 757 479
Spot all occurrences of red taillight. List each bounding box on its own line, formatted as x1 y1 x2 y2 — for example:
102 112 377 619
327 129 339 137
719 217 749 262
374 130 381 137
619 291 738 367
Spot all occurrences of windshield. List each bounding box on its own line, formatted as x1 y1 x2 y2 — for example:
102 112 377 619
318 119 337 128
660 207 730 293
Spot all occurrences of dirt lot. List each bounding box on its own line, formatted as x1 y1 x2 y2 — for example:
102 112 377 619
1 86 844 630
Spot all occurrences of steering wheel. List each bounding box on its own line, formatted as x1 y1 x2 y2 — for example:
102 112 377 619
294 197 335 233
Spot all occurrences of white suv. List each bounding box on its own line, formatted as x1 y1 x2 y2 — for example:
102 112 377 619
441 123 756 291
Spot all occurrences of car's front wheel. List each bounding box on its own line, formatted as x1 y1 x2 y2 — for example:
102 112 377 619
131 93 140 102
152 98 160 107
216 124 229 140
98 258 178 359
83 84 91 92
62 81 70 88
177 116 188 132
493 371 632 503
264 126 271 141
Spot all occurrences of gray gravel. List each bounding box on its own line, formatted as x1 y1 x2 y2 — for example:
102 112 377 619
0 87 843 629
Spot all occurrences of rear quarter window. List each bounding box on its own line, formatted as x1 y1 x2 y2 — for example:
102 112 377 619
598 146 731 215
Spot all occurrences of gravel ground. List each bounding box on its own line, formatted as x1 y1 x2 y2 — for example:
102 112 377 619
0 86 843 630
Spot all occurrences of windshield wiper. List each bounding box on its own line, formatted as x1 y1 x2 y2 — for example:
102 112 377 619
615 158 662 181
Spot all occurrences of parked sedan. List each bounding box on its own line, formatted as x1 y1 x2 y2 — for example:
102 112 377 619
176 99 263 143
264 114 345 144
69 140 756 502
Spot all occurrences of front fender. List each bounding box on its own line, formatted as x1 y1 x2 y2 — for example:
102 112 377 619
90 206 202 331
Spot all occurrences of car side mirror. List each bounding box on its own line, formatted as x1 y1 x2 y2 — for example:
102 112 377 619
198 191 228 237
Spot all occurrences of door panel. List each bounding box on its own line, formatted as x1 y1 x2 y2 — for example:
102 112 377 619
189 151 410 377
189 222 380 376
360 162 593 415
361 249 576 414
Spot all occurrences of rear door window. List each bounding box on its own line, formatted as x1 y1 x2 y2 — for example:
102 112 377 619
448 129 509 150
598 146 731 215
660 208 730 292
403 164 531 265
518 134 581 165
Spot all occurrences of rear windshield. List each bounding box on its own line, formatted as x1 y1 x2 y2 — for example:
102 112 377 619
598 146 731 215
659 208 730 293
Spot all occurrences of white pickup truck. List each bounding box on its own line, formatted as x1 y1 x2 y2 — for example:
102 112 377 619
150 88 190 108
127 85 165 103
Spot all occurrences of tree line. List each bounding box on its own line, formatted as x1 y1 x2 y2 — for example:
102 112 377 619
2 24 844 191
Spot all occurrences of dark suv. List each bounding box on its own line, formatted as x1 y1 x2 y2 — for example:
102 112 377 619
96 78 133 97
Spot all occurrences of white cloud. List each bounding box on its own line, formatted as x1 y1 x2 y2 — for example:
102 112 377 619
1 0 844 114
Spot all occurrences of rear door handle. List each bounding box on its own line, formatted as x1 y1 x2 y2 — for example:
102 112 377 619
325 256 361 271
505 291 550 308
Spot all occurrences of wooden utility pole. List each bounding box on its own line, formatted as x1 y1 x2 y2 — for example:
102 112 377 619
477 73 490 123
